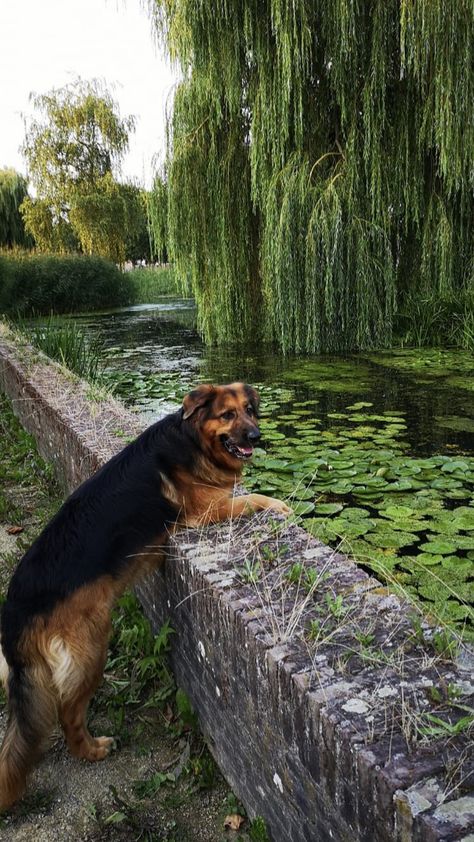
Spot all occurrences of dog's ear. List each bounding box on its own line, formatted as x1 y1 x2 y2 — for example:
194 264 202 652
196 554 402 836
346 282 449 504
182 384 216 420
244 384 260 415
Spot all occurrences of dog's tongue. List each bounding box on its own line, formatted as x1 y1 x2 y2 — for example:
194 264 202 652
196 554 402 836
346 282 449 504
237 445 253 458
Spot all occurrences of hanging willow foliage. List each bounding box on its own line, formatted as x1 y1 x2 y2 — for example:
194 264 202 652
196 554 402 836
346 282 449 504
149 0 474 352
0 169 32 249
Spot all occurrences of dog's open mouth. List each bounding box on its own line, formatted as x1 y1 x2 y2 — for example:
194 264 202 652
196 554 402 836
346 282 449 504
222 437 254 460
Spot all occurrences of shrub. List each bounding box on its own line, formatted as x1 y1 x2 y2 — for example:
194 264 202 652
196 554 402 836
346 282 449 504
0 253 135 315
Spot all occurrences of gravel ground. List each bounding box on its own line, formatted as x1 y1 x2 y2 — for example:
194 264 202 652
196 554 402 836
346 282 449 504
0 705 236 842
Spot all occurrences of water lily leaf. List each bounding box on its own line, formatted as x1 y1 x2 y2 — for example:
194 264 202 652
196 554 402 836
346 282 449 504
346 401 374 410
380 505 415 520
330 518 374 537
439 557 472 578
451 507 474 528
342 507 371 520
440 459 471 473
365 530 419 549
431 478 462 490
390 519 429 533
419 540 458 555
417 553 444 566
384 479 414 491
293 501 315 515
455 536 474 550
314 503 344 515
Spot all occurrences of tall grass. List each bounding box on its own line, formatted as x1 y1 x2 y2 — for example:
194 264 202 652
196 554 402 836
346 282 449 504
128 266 179 301
395 289 474 350
18 315 105 383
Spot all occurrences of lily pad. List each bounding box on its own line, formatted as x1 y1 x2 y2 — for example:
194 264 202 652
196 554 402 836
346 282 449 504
419 540 458 555
365 530 419 549
380 505 415 520
313 503 344 515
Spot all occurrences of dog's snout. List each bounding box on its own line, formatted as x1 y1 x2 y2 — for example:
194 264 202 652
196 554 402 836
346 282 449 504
246 427 261 443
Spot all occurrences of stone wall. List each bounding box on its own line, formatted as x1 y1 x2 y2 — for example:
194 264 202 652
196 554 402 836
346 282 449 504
1 324 473 842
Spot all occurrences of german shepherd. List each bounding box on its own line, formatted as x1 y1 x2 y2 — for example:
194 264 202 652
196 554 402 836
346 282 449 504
0 383 290 811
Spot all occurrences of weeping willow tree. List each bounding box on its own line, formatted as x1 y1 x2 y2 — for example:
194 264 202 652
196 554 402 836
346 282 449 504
149 0 474 352
0 169 32 249
147 172 170 263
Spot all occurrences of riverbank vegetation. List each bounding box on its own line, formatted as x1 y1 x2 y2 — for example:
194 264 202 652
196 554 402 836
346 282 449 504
128 266 179 300
0 254 132 314
0 255 179 317
150 1 474 353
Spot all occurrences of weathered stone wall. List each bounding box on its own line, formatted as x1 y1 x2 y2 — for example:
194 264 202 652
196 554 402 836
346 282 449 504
1 324 473 842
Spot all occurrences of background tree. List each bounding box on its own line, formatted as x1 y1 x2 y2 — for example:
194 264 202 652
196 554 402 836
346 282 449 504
69 175 146 264
150 1 474 352
124 185 152 263
21 78 136 261
0 168 33 249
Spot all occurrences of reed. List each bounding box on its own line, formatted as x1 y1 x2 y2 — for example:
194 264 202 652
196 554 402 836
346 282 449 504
18 315 105 383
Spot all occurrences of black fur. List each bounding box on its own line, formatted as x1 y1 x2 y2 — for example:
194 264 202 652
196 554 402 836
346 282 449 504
1 409 200 670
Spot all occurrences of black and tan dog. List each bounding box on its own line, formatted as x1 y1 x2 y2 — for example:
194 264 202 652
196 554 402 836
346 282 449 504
0 383 290 811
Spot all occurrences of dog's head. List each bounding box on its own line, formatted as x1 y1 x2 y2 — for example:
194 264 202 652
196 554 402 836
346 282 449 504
182 383 261 469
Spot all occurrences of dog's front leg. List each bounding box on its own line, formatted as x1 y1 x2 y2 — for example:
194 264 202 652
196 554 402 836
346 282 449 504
188 493 292 526
231 494 292 518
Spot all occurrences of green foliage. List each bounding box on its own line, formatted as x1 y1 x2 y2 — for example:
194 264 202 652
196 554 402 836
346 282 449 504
396 289 474 350
102 592 175 733
70 175 147 264
419 710 474 739
175 688 198 733
249 816 271 842
147 173 169 263
132 771 175 799
18 315 105 383
129 266 178 300
125 188 153 263
0 253 134 314
0 169 33 249
151 1 474 352
21 78 138 261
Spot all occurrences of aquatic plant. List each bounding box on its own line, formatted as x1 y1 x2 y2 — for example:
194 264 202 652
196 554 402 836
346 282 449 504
18 315 105 384
149 1 474 353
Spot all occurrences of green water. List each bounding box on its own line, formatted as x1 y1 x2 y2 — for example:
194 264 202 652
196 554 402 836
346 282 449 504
69 301 474 641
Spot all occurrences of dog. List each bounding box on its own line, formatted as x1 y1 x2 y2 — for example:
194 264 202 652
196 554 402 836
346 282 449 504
0 382 291 811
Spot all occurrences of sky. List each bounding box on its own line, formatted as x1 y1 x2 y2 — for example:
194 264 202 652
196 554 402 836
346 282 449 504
0 0 177 188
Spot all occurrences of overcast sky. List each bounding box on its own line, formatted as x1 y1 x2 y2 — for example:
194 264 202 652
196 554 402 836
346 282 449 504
0 0 177 188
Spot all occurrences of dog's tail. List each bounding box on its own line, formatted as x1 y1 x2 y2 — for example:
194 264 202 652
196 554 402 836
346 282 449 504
0 662 57 812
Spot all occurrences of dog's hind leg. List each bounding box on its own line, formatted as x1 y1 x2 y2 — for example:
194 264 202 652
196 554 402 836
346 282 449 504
0 665 57 812
57 636 113 762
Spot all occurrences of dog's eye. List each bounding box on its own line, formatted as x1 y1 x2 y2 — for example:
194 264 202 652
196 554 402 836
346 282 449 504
246 405 254 416
221 410 236 421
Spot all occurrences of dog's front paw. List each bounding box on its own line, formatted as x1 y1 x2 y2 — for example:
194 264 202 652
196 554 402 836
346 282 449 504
264 497 293 516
